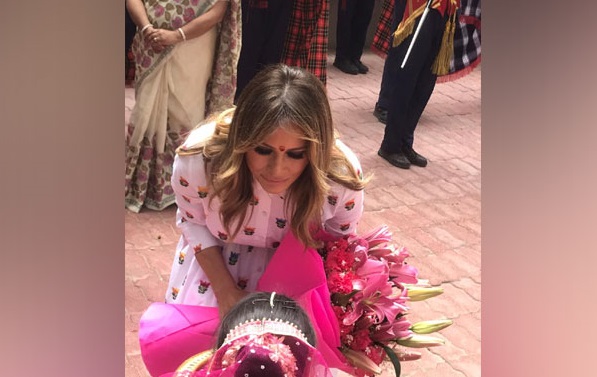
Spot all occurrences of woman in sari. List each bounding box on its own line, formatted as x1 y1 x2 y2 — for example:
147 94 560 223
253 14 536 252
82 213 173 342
125 0 241 212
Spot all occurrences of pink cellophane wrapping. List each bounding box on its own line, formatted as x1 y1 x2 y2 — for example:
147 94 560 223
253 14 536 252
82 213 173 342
139 231 350 376
139 304 220 376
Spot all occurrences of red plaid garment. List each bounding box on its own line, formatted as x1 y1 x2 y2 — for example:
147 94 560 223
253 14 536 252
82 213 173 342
371 0 394 58
282 0 329 85
437 0 481 82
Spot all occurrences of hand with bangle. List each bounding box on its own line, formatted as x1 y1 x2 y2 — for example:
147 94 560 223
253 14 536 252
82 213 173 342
146 26 187 49
140 23 154 43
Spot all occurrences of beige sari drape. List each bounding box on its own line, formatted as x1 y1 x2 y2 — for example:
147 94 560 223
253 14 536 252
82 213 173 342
125 0 241 213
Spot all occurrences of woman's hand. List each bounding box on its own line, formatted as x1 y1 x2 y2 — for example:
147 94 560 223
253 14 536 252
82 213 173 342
193 245 247 319
147 28 183 49
215 287 248 319
140 25 164 53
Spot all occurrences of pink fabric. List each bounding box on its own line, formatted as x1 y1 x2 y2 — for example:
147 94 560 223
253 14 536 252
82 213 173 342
255 232 351 373
139 231 350 376
139 304 220 376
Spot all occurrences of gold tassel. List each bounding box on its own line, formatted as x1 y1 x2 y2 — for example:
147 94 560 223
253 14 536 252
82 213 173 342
392 1 430 48
432 9 457 75
392 19 416 48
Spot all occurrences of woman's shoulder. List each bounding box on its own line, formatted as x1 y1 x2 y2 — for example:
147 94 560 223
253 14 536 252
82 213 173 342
334 139 364 180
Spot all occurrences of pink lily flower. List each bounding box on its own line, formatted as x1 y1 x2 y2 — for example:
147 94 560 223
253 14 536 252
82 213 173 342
347 238 368 270
358 225 392 247
370 316 414 343
366 245 395 260
389 262 419 285
344 270 408 326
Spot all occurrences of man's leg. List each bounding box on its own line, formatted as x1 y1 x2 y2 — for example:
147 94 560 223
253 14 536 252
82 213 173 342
400 10 446 167
374 0 408 122
379 10 444 168
349 0 376 74
334 0 359 74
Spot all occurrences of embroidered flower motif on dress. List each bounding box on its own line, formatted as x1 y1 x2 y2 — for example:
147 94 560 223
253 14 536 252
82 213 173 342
228 252 240 265
344 199 355 211
197 186 208 198
327 195 338 206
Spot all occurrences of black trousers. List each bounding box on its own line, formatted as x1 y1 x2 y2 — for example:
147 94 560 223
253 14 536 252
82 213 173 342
235 0 293 101
335 0 375 62
376 0 406 109
380 9 446 152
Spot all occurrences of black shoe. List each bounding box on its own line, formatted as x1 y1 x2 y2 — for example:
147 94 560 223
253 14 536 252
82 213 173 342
401 146 428 167
333 58 359 75
373 104 387 124
353 59 369 74
378 149 411 169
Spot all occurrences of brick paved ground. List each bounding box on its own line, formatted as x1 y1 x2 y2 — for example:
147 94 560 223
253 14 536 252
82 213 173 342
125 52 481 377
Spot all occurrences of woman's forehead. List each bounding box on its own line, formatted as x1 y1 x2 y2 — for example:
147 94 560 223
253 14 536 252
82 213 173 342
261 125 308 147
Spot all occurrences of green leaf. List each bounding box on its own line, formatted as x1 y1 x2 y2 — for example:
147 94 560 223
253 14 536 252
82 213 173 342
381 344 401 377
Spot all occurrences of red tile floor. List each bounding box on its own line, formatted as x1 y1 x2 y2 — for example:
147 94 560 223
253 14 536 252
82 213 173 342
125 52 481 377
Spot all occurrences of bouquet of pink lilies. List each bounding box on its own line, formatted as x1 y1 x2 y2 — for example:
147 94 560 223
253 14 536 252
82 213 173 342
319 226 452 377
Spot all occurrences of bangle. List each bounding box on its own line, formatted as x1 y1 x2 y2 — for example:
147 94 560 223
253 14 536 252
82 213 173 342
140 24 152 33
177 27 187 41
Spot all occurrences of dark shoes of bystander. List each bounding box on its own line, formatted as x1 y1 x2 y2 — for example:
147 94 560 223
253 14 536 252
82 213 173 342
333 58 368 75
373 103 387 124
352 59 369 74
402 145 428 167
377 149 411 169
333 58 359 75
378 146 428 169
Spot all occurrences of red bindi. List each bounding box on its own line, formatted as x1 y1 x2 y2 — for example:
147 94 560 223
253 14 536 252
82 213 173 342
278 146 286 152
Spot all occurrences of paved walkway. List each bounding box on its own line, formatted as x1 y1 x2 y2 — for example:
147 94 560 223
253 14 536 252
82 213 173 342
125 52 481 377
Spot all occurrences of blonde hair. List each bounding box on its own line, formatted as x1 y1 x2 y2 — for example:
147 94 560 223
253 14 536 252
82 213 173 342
180 64 367 248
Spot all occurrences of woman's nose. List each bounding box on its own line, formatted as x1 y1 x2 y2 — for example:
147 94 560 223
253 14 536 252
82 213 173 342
268 154 284 175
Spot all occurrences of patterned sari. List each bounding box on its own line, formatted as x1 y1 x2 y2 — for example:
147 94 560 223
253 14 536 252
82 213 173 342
125 0 241 213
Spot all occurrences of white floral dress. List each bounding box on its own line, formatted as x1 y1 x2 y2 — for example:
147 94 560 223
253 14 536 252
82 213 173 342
165 132 365 307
